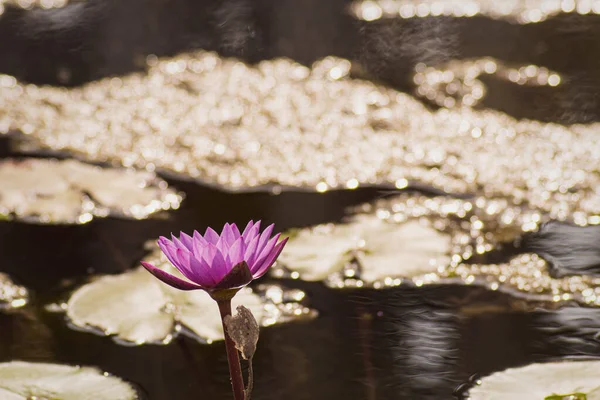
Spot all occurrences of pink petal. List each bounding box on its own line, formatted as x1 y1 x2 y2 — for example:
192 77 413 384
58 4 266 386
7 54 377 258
244 222 261 243
252 237 288 279
158 236 173 246
211 245 230 282
251 233 280 272
249 223 274 265
230 223 241 239
171 248 201 282
226 237 246 266
204 227 219 244
188 256 218 287
174 248 191 269
192 230 209 250
241 220 258 237
243 235 260 269
200 243 218 267
161 244 211 285
157 238 179 266
191 239 207 260
171 234 187 251
178 231 194 251
159 241 201 284
221 223 237 247
215 234 229 254
141 261 203 291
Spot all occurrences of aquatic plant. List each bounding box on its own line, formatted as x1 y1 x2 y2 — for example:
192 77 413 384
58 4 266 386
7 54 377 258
141 221 288 400
0 361 138 400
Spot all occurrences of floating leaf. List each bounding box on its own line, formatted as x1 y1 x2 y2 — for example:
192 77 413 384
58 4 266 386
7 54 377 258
0 0 75 14
468 360 600 400
0 158 182 224
62 264 316 345
0 361 138 400
274 215 452 288
276 223 359 281
0 273 28 309
357 194 600 306
350 0 580 24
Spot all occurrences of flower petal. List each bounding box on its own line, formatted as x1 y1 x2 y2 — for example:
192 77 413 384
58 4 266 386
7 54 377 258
243 235 260 269
241 220 256 237
200 242 217 266
157 238 179 266
252 238 288 279
172 248 200 279
216 234 229 255
230 223 241 239
179 231 194 251
158 239 202 282
204 227 220 244
221 223 237 247
175 249 192 272
227 237 246 266
192 230 209 250
191 241 207 263
249 223 274 265
140 261 203 291
210 244 230 282
250 233 280 272
171 234 187 251
188 256 218 287
160 239 208 285
243 220 261 242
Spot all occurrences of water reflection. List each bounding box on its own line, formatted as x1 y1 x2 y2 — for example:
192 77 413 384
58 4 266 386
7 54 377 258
533 307 600 358
0 309 53 360
0 275 597 399
362 288 463 399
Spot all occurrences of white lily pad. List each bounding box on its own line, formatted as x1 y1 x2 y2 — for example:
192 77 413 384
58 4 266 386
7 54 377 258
0 158 182 224
468 360 600 400
0 361 138 400
62 263 316 345
0 273 28 309
277 223 359 281
1 0 73 13
274 214 452 288
355 193 600 307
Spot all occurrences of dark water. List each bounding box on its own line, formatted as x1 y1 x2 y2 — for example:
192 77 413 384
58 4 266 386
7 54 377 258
1 1 600 399
1 184 599 400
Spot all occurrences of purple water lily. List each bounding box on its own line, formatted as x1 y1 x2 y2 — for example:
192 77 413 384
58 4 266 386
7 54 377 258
141 221 288 293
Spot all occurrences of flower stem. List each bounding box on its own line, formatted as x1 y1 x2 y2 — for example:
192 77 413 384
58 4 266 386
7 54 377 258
217 299 246 400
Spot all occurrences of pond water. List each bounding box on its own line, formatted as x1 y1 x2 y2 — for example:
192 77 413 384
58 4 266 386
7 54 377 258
0 184 598 399
1 0 600 399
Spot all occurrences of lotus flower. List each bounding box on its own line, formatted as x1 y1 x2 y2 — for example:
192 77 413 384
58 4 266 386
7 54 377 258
141 221 288 293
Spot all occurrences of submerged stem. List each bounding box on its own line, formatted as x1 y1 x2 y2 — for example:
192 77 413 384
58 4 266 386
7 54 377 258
217 300 246 400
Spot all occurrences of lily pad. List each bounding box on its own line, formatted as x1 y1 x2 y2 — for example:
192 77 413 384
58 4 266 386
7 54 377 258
356 193 600 306
0 361 138 400
1 0 73 13
0 158 182 224
62 262 316 345
350 0 577 24
274 214 453 288
468 360 600 400
0 273 28 309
